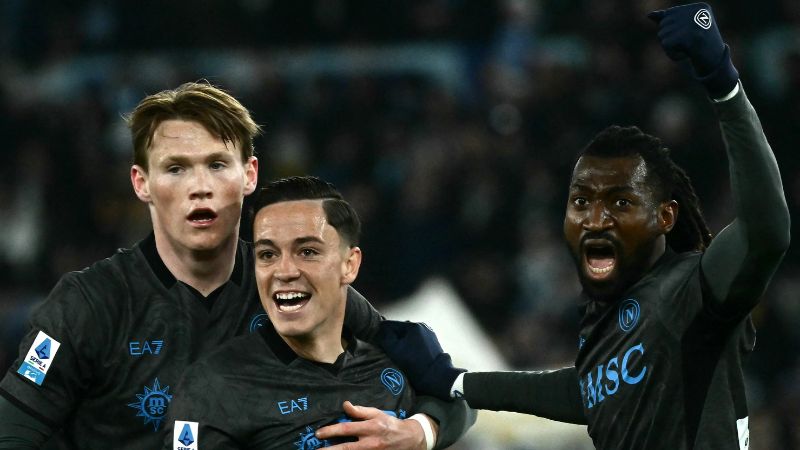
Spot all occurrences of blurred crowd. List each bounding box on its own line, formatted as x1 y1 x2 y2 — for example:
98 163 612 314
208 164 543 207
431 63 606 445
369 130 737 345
0 0 798 448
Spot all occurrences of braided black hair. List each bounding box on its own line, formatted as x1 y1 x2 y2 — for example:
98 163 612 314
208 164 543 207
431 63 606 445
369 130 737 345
579 125 713 252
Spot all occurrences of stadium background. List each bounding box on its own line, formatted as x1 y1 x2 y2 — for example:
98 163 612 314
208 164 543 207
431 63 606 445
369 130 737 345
0 0 797 448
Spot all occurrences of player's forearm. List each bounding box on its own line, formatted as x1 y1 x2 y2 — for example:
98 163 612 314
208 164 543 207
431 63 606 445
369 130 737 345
462 368 586 425
413 396 476 449
701 86 791 310
0 396 53 449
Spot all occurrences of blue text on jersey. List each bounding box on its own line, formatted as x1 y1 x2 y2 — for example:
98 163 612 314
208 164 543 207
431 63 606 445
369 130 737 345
129 340 164 356
278 397 308 415
581 342 647 409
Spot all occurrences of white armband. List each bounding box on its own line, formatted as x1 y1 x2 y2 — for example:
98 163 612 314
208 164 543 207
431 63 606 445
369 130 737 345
712 82 740 103
408 414 435 450
451 372 465 399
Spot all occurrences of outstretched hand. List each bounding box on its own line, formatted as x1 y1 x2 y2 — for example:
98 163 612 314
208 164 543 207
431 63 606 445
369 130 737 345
315 401 433 450
648 2 738 98
376 320 465 400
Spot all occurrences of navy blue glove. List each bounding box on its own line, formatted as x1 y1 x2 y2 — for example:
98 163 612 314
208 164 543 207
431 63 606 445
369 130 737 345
648 3 738 98
375 320 466 401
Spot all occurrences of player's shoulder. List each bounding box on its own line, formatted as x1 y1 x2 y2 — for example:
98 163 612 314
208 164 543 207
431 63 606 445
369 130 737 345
59 241 148 293
655 250 702 279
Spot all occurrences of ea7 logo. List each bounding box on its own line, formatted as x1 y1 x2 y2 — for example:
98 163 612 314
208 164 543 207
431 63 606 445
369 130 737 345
694 9 712 30
129 340 164 356
278 397 308 415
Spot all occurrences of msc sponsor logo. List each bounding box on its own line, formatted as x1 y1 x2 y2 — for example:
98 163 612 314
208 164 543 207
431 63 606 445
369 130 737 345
580 342 647 409
173 421 198 450
17 331 61 386
278 396 308 415
618 299 640 332
694 8 712 30
250 313 269 332
128 378 173 431
381 368 404 396
295 425 328 450
296 410 409 449
129 340 164 356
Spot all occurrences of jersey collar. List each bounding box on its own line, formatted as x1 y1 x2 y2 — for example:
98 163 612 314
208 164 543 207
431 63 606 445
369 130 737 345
138 233 246 290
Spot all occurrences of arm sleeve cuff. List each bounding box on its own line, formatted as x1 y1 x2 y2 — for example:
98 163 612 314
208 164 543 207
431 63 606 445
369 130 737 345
450 372 465 399
408 414 435 450
712 82 740 103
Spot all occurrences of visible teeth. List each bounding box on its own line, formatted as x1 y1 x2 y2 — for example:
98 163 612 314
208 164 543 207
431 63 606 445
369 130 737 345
589 265 614 274
275 292 307 300
278 303 304 312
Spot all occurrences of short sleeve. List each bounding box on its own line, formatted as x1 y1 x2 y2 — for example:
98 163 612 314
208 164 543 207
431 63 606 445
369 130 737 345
0 275 100 426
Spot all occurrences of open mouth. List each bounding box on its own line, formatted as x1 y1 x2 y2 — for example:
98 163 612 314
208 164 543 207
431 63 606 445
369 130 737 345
187 208 218 226
273 291 311 313
584 241 616 277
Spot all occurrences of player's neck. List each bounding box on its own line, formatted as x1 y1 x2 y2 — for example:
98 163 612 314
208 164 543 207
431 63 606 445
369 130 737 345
282 321 346 364
154 232 238 296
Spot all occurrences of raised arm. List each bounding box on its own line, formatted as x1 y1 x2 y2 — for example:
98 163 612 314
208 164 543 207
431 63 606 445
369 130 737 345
649 3 790 316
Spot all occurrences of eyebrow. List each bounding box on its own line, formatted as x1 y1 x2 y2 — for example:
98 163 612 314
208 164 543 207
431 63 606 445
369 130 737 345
159 151 234 165
254 236 325 248
569 183 637 195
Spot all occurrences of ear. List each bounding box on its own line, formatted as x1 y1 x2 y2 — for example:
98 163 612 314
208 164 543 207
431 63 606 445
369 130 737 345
660 200 678 233
341 247 362 285
243 156 258 195
131 165 151 202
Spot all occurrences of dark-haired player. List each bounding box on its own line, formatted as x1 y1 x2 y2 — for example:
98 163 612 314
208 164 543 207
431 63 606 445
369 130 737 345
0 83 470 449
164 176 472 450
376 3 790 449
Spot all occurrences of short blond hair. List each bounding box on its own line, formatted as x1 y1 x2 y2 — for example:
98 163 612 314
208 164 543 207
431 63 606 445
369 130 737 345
125 81 261 170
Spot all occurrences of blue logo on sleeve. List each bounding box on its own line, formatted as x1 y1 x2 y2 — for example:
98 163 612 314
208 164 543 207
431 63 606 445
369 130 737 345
178 423 195 446
35 339 51 359
380 368 405 396
618 299 640 332
127 378 173 431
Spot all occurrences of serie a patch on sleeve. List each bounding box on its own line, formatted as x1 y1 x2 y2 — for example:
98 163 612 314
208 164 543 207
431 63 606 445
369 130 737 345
173 420 199 450
17 331 61 386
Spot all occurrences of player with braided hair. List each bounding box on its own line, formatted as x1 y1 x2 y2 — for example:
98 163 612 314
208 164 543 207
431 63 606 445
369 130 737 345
576 125 713 254
375 3 790 449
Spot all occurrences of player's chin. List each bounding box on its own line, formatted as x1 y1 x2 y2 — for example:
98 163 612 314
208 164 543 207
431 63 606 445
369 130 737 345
578 271 621 301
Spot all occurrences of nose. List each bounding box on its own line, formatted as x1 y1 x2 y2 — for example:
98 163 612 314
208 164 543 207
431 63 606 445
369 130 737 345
189 168 213 200
584 202 613 231
274 255 301 281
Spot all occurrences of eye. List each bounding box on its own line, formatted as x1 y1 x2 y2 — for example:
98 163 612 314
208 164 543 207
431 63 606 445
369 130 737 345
300 248 320 258
209 161 227 170
167 165 184 174
257 250 276 261
572 197 587 207
615 198 631 208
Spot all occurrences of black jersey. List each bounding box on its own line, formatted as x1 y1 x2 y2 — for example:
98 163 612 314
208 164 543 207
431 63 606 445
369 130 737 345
0 235 382 449
163 324 416 450
575 249 754 449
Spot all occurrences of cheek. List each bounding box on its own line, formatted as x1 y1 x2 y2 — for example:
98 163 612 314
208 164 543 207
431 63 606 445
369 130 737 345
563 216 581 244
149 179 180 207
